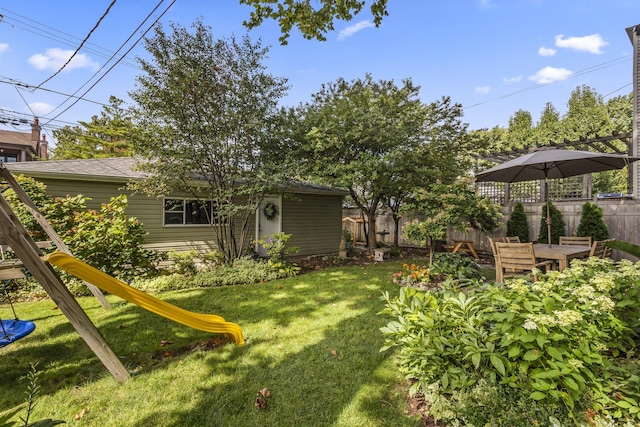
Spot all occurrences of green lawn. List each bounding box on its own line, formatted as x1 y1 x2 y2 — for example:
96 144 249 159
1 260 425 426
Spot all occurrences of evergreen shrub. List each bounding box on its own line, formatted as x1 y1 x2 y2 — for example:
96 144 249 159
506 202 529 242
537 201 565 244
576 201 609 242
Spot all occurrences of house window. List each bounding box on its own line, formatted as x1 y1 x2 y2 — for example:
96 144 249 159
163 198 218 226
0 154 18 163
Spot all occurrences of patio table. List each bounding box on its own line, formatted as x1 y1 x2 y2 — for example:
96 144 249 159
533 244 591 272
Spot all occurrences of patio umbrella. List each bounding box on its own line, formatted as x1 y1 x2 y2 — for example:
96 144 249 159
475 148 640 247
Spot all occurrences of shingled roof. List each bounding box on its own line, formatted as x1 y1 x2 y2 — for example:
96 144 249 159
5 157 348 195
5 157 147 182
0 129 34 149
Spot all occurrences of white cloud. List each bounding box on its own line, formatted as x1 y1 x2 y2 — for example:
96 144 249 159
0 43 8 53
538 46 556 57
337 20 375 41
554 34 608 54
529 66 573 84
29 102 55 116
28 48 99 72
475 85 490 94
503 76 522 84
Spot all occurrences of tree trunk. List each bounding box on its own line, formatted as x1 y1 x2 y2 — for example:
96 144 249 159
366 209 377 255
392 214 400 247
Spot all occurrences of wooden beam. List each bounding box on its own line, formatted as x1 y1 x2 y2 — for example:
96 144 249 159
0 166 110 309
0 192 130 382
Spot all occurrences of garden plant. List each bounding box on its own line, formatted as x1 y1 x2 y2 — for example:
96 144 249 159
380 257 640 426
576 201 610 242
506 201 530 242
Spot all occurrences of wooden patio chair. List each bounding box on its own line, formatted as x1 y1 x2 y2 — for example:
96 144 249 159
590 239 615 259
559 236 592 247
495 242 553 283
488 237 505 257
506 236 520 243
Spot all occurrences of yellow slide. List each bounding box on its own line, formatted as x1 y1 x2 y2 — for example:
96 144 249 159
45 252 245 345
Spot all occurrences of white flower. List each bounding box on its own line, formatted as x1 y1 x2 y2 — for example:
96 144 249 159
523 319 538 330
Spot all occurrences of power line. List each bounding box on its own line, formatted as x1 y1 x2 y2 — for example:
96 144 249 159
464 54 632 110
44 0 176 125
0 75 109 107
35 0 118 89
0 6 139 69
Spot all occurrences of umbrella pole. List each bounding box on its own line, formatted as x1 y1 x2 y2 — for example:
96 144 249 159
545 177 552 248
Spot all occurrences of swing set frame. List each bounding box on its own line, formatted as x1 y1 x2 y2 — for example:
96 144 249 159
0 164 130 382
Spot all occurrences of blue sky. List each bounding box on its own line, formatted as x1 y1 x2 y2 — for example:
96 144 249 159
0 0 638 145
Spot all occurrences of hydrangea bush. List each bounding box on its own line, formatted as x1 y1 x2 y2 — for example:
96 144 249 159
380 257 640 425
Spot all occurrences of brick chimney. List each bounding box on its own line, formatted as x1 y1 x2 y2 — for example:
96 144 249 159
31 117 41 144
38 134 49 159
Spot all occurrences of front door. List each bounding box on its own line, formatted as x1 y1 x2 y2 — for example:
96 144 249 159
256 196 282 256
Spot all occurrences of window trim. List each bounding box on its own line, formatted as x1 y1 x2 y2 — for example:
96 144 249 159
162 197 220 227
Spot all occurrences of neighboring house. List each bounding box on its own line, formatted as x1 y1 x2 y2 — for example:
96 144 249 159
5 157 347 257
0 118 49 162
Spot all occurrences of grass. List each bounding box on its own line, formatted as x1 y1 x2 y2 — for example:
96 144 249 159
0 259 430 426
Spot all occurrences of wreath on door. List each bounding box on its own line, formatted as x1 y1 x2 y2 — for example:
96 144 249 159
263 201 278 221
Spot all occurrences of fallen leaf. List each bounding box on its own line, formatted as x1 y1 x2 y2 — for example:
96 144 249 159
258 387 270 397
74 408 88 420
255 396 266 409
163 351 172 358
278 285 284 289
331 350 337 356
118 323 128 329
160 340 173 347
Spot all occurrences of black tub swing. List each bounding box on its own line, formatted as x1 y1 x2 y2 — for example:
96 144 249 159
0 286 35 348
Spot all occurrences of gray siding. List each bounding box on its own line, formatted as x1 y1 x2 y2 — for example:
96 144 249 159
283 193 343 256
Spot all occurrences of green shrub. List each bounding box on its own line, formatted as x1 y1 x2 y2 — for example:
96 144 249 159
167 250 199 276
132 257 286 292
537 201 565 244
380 257 640 424
576 201 609 242
431 252 481 280
507 202 530 242
254 232 300 277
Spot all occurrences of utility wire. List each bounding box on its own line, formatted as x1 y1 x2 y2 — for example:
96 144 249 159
0 76 108 107
464 55 631 110
0 6 139 69
44 0 176 125
34 0 118 89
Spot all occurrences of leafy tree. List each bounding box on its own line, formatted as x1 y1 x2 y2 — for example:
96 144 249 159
506 202 529 242
403 179 502 264
128 20 289 263
383 96 476 247
293 74 467 254
576 201 609 242
240 0 389 44
533 102 562 146
562 85 611 140
52 97 134 159
505 109 534 149
537 201 565 244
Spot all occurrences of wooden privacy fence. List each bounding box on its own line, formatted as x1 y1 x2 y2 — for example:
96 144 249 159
345 197 640 261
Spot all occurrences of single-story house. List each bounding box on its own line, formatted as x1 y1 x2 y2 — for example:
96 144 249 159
5 157 347 257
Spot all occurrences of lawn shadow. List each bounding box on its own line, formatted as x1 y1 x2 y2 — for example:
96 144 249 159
1 261 420 425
